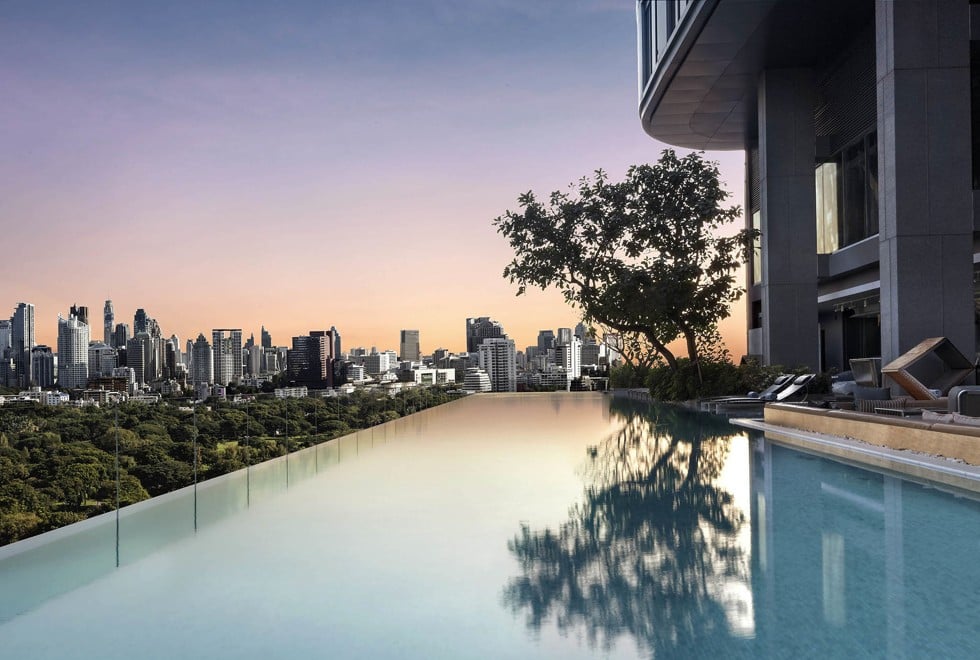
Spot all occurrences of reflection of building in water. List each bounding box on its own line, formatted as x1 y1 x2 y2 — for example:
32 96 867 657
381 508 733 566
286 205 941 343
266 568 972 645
750 437 979 658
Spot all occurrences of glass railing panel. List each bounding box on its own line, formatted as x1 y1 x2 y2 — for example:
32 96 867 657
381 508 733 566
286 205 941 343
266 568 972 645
117 485 195 566
247 454 287 504
290 446 317 485
196 468 248 529
316 436 340 468
0 512 116 623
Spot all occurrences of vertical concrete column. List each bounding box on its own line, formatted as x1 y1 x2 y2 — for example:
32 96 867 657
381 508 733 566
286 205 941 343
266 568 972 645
876 0 975 364
757 69 820 370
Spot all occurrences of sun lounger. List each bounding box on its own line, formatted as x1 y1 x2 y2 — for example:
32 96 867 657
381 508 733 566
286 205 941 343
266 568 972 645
698 374 794 411
774 373 816 402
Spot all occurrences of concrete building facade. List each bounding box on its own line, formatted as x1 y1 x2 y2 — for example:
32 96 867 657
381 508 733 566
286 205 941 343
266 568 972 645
636 0 979 371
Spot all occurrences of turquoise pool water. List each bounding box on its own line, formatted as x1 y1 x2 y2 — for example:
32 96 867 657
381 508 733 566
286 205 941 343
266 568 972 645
1 393 978 658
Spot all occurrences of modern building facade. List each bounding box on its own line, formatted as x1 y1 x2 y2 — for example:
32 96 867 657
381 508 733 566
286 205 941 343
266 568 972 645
478 337 517 392
191 334 214 388
103 300 114 346
57 313 89 389
465 317 507 353
87 342 118 378
399 329 421 362
211 329 243 386
636 0 979 371
30 345 55 388
10 303 35 387
286 330 334 388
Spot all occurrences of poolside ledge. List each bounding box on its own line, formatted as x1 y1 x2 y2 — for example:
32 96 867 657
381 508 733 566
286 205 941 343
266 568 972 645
759 403 980 466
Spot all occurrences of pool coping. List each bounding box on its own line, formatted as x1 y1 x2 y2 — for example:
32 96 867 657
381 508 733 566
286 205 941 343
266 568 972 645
733 417 980 496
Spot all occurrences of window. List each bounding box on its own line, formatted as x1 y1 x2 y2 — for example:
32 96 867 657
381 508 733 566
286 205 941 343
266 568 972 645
639 1 653 89
815 161 840 254
752 210 762 284
815 131 878 252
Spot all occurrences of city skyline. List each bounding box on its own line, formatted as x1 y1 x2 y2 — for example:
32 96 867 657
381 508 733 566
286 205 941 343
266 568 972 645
0 1 748 359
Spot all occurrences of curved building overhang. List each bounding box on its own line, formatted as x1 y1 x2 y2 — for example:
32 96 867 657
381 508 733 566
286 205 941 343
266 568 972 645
639 0 875 151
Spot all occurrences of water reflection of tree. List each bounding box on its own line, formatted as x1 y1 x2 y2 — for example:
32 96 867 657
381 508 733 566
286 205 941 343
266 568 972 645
504 399 748 657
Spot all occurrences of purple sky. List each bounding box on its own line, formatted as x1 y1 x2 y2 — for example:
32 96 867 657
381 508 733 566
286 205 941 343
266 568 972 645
1 0 745 354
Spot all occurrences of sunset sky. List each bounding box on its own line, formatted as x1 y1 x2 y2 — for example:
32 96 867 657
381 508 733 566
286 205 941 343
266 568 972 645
1 0 745 356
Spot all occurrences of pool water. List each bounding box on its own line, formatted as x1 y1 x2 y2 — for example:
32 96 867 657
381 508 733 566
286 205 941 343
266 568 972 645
1 393 978 659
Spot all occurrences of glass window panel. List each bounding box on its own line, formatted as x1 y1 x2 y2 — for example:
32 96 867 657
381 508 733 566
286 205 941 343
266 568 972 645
815 162 840 254
752 210 762 284
841 142 866 246
865 132 878 237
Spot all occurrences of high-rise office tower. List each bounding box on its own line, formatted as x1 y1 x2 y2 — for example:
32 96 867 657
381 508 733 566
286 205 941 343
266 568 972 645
536 330 555 351
88 342 118 378
185 339 194 367
574 322 588 340
331 326 341 357
69 304 89 327
11 303 35 387
0 319 11 351
126 333 152 385
286 330 334 387
103 300 114 345
164 341 177 379
399 329 420 362
57 313 90 389
30 345 55 388
557 328 572 346
260 326 272 350
113 323 130 350
191 334 214 388
134 309 149 335
211 329 243 386
465 317 506 353
477 338 517 392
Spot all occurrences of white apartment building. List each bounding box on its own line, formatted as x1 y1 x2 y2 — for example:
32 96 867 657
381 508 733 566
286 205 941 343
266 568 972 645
57 314 89 389
478 338 516 392
462 367 492 393
555 336 582 380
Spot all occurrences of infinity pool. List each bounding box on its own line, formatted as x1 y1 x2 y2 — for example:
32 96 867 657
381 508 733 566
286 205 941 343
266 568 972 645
1 393 978 658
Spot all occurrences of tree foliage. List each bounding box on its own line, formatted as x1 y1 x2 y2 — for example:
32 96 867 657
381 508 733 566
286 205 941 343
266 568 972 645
494 150 754 372
0 387 459 545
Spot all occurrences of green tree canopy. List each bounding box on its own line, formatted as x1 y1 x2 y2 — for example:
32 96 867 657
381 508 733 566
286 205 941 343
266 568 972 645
494 150 754 371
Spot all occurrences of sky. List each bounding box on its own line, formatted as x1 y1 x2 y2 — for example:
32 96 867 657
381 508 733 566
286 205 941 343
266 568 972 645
0 0 746 356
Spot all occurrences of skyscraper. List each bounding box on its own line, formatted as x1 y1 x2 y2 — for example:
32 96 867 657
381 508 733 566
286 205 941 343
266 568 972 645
286 330 334 388
126 333 151 385
113 323 130 350
465 317 506 353
103 300 114 345
30 345 55 388
69 304 89 327
261 326 272 350
0 319 11 351
191 333 214 388
134 308 149 335
536 330 555 351
11 303 35 387
399 329 420 362
557 327 572 346
331 325 341 357
477 338 516 392
212 329 243 386
88 342 118 378
57 313 90 389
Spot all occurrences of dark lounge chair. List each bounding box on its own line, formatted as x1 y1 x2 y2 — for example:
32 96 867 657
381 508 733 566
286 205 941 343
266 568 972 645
700 374 795 413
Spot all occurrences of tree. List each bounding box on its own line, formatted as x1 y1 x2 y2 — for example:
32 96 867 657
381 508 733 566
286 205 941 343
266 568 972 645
494 150 754 374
